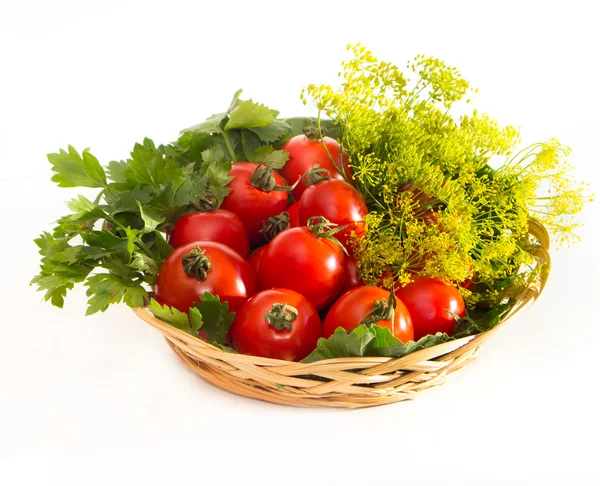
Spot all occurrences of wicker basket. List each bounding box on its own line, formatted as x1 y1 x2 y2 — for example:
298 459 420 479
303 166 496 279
133 220 551 409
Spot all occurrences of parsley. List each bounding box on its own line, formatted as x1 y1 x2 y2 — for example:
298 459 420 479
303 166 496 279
32 92 292 321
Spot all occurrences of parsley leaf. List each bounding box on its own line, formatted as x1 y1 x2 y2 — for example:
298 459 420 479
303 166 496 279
149 299 194 335
225 99 277 130
84 274 148 315
48 146 107 188
191 293 235 343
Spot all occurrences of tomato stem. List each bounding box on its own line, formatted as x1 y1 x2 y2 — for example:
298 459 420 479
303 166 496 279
265 303 298 331
260 212 290 241
301 164 332 187
360 291 397 326
306 216 349 255
182 245 212 280
190 195 218 212
303 122 326 140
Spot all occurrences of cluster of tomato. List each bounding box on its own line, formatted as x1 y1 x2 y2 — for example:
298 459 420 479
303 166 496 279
154 134 466 361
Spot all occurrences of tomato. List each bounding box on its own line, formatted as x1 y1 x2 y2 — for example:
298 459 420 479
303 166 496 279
394 275 465 340
155 241 258 314
298 179 368 252
231 288 322 361
323 286 414 342
281 134 353 201
221 162 289 245
249 245 267 277
258 225 345 310
340 255 365 294
168 209 249 258
287 202 300 227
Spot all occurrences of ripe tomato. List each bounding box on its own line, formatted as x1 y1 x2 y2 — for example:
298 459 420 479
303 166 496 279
231 288 322 361
249 245 267 278
258 226 345 310
287 202 300 227
168 209 249 259
324 286 413 342
298 179 368 252
394 275 465 340
155 241 258 314
221 162 289 245
281 134 353 201
340 255 365 294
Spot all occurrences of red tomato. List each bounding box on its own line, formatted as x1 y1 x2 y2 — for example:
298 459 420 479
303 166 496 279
281 134 353 201
287 202 300 227
155 241 258 314
231 289 322 361
258 226 345 310
221 162 289 245
168 209 249 258
394 275 465 340
323 286 414 343
340 256 365 294
298 179 368 252
249 245 267 277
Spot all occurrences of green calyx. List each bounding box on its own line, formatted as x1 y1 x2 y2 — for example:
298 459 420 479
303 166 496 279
190 195 218 212
265 303 298 331
360 291 397 326
301 164 332 187
249 162 296 193
260 212 291 241
306 216 349 255
182 245 212 280
303 123 327 141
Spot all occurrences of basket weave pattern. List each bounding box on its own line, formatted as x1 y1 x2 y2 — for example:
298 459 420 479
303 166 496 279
134 220 550 408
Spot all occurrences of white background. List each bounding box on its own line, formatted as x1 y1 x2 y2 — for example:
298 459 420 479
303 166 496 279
1 1 599 485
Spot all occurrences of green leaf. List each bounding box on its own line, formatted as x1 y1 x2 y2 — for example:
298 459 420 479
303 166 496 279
176 131 213 166
136 201 165 233
130 252 159 275
249 119 291 143
252 146 289 169
48 146 107 188
31 274 73 307
201 145 227 165
182 112 227 135
227 89 243 113
85 274 148 315
301 325 454 363
149 299 194 335
225 100 277 131
302 326 375 363
241 131 262 162
105 185 154 215
50 246 84 265
107 160 129 183
367 327 452 358
152 231 174 267
123 138 183 187
56 195 107 236
191 292 235 343
31 232 94 307
124 226 139 257
81 230 129 254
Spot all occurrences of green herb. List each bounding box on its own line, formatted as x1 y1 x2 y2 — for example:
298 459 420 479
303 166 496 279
32 92 292 317
302 44 592 307
149 293 236 345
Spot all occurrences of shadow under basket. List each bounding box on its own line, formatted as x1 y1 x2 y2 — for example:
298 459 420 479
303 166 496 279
133 220 551 409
